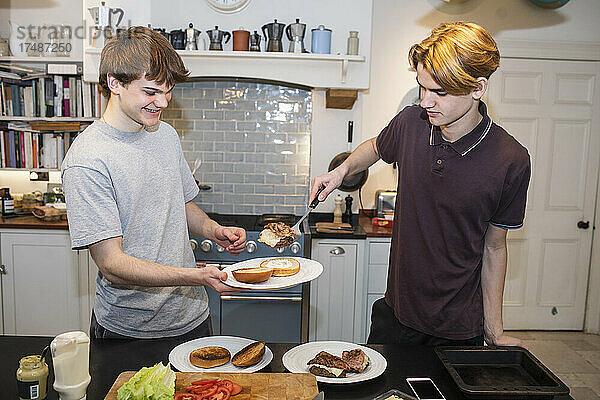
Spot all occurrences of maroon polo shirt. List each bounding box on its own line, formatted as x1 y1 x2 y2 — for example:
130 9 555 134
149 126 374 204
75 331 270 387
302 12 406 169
376 101 530 340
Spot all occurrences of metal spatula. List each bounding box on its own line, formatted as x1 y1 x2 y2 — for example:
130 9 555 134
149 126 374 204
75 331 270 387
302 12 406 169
291 186 325 238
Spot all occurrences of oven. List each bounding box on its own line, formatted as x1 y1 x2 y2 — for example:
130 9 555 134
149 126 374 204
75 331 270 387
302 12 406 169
190 213 311 343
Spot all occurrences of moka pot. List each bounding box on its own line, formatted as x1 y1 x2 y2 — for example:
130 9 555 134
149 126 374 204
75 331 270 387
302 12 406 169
206 26 231 51
286 18 306 53
261 19 285 52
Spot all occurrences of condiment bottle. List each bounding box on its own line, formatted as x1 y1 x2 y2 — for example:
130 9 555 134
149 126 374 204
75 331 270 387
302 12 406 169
51 331 91 400
1 187 15 216
347 31 359 55
16 355 49 400
333 194 343 224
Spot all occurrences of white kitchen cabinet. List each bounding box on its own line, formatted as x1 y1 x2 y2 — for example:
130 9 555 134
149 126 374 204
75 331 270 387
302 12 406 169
0 229 92 336
363 237 391 340
309 238 366 343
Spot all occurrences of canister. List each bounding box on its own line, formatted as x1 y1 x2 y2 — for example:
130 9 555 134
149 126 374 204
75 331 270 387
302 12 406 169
347 31 359 55
311 25 331 54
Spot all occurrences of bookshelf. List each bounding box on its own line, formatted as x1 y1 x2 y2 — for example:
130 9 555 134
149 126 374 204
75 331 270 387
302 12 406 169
1 59 100 171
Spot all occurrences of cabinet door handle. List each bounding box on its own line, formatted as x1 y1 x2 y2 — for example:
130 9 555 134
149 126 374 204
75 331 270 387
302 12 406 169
0 264 6 274
330 247 345 255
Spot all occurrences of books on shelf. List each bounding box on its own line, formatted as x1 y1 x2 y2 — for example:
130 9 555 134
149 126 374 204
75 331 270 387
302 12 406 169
1 126 79 169
0 73 101 118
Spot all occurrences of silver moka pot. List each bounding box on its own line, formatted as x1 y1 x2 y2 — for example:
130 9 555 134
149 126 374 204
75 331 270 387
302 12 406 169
261 19 285 52
206 26 231 51
249 30 261 51
285 18 306 53
185 23 201 50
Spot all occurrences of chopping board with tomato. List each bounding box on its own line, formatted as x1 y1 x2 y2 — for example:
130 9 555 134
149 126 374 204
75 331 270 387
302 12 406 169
104 371 319 400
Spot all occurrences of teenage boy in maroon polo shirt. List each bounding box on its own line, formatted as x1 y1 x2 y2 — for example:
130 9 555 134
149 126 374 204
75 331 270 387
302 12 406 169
310 22 530 347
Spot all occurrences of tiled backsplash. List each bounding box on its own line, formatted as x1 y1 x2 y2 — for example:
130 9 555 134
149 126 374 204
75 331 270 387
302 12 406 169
161 80 312 215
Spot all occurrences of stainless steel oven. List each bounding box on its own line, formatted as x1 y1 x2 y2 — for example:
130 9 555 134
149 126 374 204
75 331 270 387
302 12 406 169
191 213 311 343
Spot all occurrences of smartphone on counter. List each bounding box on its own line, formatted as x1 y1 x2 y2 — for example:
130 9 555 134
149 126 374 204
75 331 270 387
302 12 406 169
406 377 446 400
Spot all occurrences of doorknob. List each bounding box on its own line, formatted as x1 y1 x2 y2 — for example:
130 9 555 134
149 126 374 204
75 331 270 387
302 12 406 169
577 220 590 229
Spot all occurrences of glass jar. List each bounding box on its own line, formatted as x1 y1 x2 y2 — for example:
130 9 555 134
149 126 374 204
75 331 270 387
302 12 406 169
16 355 49 400
1 187 15 216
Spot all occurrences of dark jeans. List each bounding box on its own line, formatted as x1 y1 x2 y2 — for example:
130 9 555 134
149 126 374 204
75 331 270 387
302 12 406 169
367 298 484 346
90 312 213 340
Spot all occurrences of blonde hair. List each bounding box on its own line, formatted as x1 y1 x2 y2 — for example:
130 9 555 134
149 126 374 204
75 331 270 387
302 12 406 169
99 26 189 98
409 22 499 95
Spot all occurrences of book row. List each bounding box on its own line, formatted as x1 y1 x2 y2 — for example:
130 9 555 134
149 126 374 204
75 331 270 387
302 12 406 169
0 130 77 169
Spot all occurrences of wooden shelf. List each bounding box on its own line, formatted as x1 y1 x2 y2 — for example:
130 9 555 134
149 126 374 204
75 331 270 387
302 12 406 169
0 56 83 63
0 168 60 172
0 116 97 122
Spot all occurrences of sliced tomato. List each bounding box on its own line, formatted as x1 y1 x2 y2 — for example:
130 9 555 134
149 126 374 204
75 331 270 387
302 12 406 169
230 381 242 396
207 386 231 400
216 379 234 393
191 379 218 386
174 393 201 400
187 384 218 397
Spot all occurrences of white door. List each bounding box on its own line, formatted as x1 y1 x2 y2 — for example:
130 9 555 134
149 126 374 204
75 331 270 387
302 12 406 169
486 58 600 329
1 231 82 335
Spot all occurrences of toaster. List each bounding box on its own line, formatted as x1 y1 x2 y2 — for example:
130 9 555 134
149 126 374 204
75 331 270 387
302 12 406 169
375 190 396 217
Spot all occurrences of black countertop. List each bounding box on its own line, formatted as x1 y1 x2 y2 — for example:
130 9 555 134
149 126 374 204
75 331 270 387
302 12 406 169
0 336 573 400
308 212 367 239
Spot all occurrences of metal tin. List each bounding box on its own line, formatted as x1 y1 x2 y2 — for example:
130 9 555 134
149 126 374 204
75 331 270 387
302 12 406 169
375 190 396 217
311 25 331 54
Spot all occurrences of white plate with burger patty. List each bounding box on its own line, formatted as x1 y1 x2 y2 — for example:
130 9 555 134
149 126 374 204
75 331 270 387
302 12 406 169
169 335 273 373
222 257 323 290
282 341 387 384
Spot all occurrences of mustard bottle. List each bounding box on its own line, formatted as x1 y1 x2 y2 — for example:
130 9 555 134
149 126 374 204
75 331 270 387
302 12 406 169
16 355 49 400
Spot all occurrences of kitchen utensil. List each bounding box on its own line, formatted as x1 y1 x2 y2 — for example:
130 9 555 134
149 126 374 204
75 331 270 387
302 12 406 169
282 341 388 384
206 26 231 51
435 346 570 399
232 28 250 51
222 257 323 290
169 336 273 373
185 23 201 50
105 371 318 400
311 24 332 54
312 392 325 400
328 121 369 192
286 18 306 53
169 29 186 50
249 30 261 51
262 19 285 52
191 157 201 176
291 186 324 238
88 1 124 47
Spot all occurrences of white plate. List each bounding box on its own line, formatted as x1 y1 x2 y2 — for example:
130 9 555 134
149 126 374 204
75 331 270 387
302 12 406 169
168 335 273 373
282 341 387 384
222 257 323 290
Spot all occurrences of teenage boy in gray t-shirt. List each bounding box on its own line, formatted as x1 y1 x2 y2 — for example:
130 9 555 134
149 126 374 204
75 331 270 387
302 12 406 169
61 27 246 339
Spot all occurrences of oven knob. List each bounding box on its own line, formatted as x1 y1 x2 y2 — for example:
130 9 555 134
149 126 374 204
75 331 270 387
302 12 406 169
189 239 198 251
246 241 257 253
290 242 301 254
216 244 225 253
276 247 285 254
200 240 212 252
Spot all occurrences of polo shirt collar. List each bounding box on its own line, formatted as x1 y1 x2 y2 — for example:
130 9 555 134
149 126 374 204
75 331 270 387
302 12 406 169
429 101 493 156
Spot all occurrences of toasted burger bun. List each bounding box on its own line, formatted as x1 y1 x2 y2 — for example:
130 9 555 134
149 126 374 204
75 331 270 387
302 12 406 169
189 346 231 369
232 341 266 367
260 257 300 277
232 266 273 283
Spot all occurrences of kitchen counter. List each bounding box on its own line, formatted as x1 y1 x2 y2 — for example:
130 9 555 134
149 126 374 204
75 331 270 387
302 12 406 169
0 335 574 400
0 214 68 230
308 212 392 239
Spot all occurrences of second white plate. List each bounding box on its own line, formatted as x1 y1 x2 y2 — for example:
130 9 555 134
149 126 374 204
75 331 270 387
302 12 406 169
168 335 273 373
282 341 388 384
222 257 323 290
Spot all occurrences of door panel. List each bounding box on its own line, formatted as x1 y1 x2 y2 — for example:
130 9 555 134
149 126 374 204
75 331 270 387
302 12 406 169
487 58 600 329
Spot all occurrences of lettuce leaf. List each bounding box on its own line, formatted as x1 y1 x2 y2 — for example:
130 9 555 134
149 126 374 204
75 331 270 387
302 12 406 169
116 362 176 400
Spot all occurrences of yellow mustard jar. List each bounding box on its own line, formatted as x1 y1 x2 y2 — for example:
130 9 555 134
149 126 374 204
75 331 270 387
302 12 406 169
16 355 49 400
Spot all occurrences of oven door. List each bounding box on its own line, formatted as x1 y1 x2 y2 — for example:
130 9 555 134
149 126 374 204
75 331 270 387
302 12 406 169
220 291 302 342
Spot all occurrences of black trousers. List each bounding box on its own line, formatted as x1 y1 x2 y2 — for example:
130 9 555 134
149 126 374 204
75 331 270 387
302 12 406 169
367 298 484 346
90 311 213 340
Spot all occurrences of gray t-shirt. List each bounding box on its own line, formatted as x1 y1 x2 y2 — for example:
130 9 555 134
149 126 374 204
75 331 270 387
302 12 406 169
61 120 206 338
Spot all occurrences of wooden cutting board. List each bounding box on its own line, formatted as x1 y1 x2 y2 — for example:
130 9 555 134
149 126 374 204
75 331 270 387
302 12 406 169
104 371 319 400
316 221 354 234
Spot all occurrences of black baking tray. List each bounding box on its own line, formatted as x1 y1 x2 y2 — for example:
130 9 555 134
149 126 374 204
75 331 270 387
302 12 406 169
435 346 570 399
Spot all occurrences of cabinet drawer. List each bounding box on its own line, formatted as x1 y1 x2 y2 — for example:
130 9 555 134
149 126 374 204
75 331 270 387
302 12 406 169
369 242 390 264
368 263 389 293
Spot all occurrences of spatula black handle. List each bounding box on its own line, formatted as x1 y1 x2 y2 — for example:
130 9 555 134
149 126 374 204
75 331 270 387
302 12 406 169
309 186 325 209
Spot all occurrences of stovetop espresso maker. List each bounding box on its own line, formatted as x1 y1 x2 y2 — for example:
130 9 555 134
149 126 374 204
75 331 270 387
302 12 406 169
206 26 231 50
261 19 285 52
285 18 306 53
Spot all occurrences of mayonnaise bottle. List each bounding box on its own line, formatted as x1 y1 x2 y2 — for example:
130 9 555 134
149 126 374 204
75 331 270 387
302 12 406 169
50 331 91 400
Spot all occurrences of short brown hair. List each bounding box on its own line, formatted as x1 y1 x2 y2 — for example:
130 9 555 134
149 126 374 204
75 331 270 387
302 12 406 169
99 26 189 97
409 22 499 95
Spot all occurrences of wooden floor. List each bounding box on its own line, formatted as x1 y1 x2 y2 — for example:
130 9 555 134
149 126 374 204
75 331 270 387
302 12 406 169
510 331 600 400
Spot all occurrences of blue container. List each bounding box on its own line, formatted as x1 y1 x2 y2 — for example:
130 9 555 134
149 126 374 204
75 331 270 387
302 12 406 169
311 25 331 54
